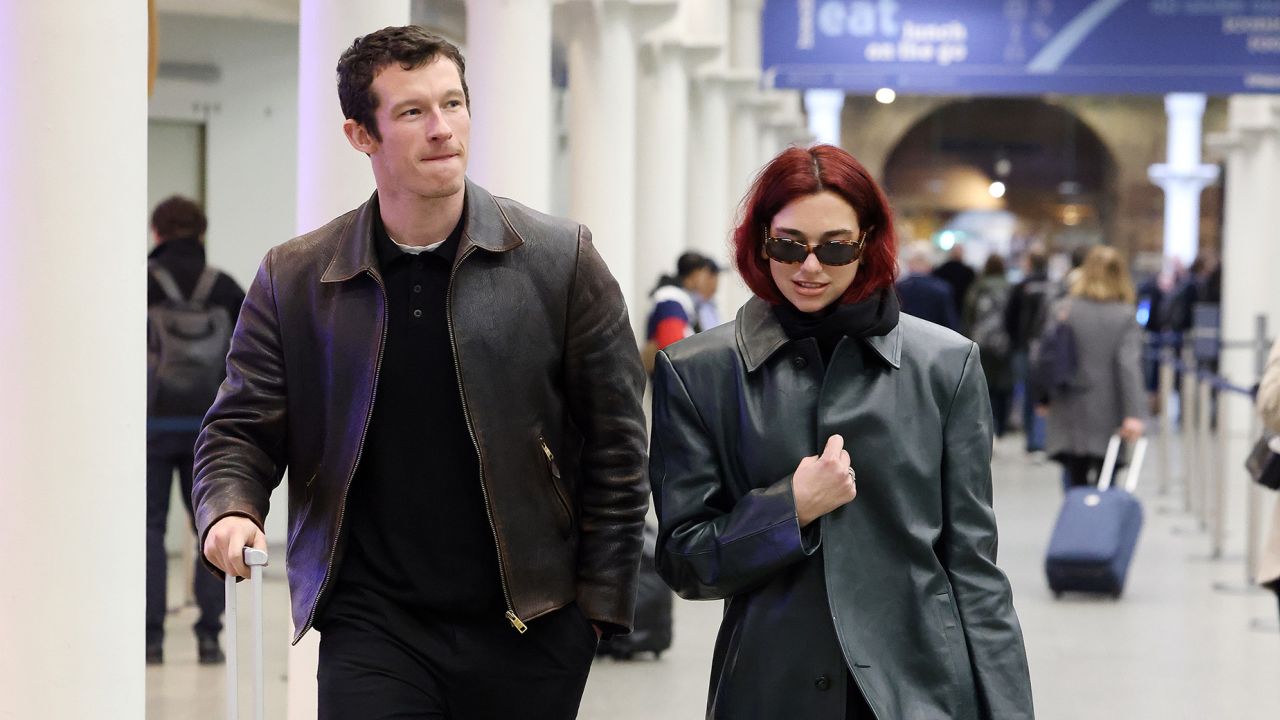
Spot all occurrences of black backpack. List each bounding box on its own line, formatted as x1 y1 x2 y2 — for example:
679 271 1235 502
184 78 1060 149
147 263 233 418
1030 302 1080 401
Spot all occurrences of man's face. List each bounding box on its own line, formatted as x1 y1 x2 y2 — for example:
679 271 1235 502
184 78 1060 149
691 269 719 301
349 58 470 201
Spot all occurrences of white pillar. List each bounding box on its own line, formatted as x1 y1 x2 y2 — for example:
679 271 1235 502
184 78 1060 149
292 4 410 717
804 88 845 146
1147 93 1221 267
559 0 677 319
687 72 735 266
0 2 146 717
467 0 553 211
1212 96 1280 561
636 34 717 329
296 0 410 233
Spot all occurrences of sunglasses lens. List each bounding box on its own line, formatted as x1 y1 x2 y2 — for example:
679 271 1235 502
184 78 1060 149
765 238 808 264
815 243 859 266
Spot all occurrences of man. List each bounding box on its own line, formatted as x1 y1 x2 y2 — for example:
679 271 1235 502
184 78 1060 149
641 252 720 374
1004 246 1053 454
896 242 958 330
192 27 648 718
932 242 975 318
145 196 245 665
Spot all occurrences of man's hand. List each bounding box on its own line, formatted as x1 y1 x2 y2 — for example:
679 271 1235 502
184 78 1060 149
792 434 857 528
1119 416 1145 442
203 515 268 578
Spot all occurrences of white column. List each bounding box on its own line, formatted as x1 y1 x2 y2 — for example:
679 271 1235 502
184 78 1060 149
296 0 410 233
292 4 410 716
687 72 734 265
1212 96 1280 561
804 88 845 146
1147 93 1221 267
636 35 717 324
0 2 146 717
467 0 553 211
559 0 677 319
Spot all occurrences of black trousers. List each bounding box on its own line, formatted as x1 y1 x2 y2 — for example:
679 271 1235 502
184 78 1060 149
146 430 224 645
317 592 597 720
1058 454 1105 488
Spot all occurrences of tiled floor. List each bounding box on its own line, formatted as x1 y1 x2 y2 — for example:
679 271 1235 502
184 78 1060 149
148 433 1280 718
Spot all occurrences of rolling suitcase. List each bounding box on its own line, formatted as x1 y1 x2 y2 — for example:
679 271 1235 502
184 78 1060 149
597 523 673 660
225 547 269 720
1045 435 1148 598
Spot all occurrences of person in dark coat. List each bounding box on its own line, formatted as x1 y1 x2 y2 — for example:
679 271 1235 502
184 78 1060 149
964 255 1014 437
896 242 959 330
145 196 245 666
934 243 976 318
650 145 1033 720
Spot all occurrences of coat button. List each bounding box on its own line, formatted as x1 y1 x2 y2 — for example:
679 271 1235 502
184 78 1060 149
793 355 808 369
814 675 831 691
412 309 423 319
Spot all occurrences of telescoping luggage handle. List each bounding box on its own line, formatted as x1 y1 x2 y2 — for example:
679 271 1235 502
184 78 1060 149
1098 434 1148 493
225 547 269 720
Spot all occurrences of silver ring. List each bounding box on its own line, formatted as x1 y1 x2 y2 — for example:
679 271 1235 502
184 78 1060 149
846 467 856 482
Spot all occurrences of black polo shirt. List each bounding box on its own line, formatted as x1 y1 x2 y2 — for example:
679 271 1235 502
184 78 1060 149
325 209 505 622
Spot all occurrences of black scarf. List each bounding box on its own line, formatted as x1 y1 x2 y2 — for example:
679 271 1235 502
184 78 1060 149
773 288 900 363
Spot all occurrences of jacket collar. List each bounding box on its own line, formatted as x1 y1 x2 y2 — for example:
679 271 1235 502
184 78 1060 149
735 296 902 372
321 179 522 283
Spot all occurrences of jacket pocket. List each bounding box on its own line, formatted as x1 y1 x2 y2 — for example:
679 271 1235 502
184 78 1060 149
539 436 573 537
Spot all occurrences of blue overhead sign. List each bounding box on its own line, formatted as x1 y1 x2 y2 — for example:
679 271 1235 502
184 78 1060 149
762 0 1280 95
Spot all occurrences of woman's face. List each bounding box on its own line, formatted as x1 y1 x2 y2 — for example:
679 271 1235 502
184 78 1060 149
767 191 863 313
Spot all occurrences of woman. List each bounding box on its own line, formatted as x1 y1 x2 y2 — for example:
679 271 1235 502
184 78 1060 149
1039 246 1146 487
1256 337 1280 620
963 255 1015 437
649 145 1033 720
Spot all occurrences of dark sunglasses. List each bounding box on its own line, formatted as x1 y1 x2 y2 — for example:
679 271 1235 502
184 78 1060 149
762 227 871 267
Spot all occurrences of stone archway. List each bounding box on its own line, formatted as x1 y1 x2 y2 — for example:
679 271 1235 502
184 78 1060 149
878 98 1118 256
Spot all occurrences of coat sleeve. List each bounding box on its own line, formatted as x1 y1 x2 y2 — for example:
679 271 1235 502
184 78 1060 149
1115 314 1148 422
563 225 650 634
1259 338 1280 435
192 250 289 576
940 343 1035 719
649 351 820 601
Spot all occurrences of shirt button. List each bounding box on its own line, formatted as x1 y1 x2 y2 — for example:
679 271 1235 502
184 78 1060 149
413 284 423 294
814 675 830 691
412 309 423 319
793 355 808 369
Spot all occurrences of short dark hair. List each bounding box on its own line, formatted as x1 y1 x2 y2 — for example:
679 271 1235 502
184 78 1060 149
983 254 1006 276
151 196 207 242
336 25 469 143
1027 247 1048 274
733 145 898 305
677 252 719 279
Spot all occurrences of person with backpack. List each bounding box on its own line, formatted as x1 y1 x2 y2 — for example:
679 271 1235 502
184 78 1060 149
1034 246 1146 487
146 196 245 665
964 255 1014 437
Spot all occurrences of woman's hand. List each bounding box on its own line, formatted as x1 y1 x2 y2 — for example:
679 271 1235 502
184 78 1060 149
793 434 857 528
1118 416 1145 441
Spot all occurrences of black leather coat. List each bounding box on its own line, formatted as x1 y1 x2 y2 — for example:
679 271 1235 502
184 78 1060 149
650 297 1034 719
193 181 649 642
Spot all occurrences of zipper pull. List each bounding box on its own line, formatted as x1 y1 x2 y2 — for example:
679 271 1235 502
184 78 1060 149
506 610 528 634
539 437 554 463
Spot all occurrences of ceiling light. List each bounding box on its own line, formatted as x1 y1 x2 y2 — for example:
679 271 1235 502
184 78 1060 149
988 181 1006 199
875 87 896 104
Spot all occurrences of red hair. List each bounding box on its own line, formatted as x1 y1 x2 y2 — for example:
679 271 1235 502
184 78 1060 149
732 144 898 304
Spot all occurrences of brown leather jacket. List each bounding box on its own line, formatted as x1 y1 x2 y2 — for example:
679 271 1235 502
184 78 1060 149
193 181 649 643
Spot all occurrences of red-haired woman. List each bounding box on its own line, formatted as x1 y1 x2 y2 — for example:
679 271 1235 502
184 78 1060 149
649 145 1033 719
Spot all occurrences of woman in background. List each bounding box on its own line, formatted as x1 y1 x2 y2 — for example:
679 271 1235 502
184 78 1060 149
1040 246 1146 487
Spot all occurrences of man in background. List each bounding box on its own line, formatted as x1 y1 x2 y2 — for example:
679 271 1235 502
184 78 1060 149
896 242 958 330
146 196 245 665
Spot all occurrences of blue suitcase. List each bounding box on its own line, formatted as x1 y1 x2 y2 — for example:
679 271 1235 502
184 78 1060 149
1045 436 1148 598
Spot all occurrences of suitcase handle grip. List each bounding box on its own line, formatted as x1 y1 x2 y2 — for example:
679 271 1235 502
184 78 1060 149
225 547 269 720
1098 435 1148 493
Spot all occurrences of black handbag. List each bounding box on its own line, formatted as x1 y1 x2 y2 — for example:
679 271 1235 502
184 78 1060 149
1246 436 1280 490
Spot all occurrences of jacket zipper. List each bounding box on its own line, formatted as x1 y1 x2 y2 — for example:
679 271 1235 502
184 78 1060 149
448 246 526 633
297 270 389 643
539 436 572 532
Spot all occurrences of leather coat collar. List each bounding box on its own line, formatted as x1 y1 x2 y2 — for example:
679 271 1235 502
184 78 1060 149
735 296 902 372
321 179 523 283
